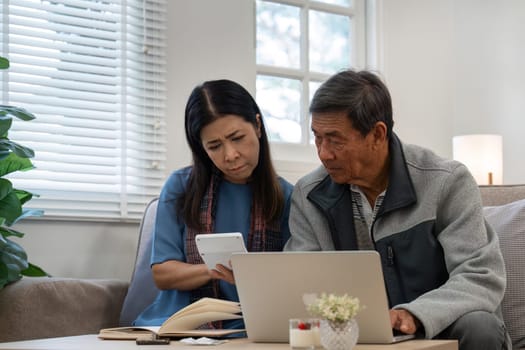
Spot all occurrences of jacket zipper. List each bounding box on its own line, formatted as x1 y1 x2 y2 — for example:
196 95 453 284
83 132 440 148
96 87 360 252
387 245 395 266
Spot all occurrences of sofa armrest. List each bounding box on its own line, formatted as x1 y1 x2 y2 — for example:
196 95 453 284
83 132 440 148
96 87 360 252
0 276 129 342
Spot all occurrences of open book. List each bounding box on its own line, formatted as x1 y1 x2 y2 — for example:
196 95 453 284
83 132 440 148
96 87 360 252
98 297 244 339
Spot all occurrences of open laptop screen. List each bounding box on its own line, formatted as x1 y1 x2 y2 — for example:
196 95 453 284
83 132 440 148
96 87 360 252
231 251 414 344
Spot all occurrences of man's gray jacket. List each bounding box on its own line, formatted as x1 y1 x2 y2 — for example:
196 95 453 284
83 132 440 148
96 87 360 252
284 133 506 339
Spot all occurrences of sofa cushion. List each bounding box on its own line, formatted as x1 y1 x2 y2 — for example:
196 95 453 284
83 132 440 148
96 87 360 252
484 198 525 349
119 197 160 326
479 184 525 207
0 277 128 342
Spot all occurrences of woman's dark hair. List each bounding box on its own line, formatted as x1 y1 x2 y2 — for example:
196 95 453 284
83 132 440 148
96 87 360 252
310 70 394 139
178 79 284 230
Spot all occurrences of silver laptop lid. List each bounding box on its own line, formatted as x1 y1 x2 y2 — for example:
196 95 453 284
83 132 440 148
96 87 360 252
231 251 407 344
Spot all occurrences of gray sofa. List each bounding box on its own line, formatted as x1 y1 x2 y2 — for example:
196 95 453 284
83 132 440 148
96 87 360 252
0 185 524 348
0 197 160 343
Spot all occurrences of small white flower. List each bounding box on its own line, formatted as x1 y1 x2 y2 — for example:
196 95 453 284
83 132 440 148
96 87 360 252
305 293 361 324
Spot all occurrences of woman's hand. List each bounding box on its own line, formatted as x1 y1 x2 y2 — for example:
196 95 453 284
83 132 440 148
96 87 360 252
210 263 235 285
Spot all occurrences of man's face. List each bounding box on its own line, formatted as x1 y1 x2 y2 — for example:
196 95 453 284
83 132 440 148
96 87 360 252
311 111 384 186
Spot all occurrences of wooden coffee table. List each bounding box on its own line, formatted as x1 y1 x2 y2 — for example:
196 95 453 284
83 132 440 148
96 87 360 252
0 335 457 349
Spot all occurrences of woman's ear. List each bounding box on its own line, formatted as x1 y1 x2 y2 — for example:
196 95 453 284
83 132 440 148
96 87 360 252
255 114 262 138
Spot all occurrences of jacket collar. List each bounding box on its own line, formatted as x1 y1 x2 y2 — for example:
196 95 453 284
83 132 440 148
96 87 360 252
379 133 417 215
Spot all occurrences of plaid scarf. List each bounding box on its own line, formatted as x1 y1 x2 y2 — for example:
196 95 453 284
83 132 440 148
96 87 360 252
185 171 282 328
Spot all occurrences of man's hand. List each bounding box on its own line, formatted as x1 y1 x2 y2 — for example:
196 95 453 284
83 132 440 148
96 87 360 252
390 309 421 335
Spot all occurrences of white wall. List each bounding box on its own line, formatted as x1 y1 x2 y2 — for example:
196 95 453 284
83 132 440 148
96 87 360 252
381 0 525 184
380 0 455 157
451 0 525 185
13 0 525 280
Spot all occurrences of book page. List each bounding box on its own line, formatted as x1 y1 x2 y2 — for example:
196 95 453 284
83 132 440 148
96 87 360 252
168 297 241 319
98 326 161 340
160 311 243 332
160 328 245 337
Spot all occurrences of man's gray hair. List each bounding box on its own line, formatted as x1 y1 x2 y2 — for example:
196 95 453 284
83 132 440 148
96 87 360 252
310 69 394 138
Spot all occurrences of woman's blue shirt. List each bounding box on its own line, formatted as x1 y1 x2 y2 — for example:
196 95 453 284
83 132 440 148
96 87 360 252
133 167 293 327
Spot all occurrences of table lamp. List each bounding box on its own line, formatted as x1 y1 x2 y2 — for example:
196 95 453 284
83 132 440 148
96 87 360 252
452 134 503 185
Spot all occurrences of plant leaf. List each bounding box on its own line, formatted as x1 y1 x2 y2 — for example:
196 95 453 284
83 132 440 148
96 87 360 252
0 238 28 268
0 150 10 161
0 152 34 177
0 262 19 290
0 178 13 201
0 105 35 121
0 237 49 283
0 117 13 136
0 139 35 158
0 260 25 285
0 225 25 238
21 262 49 277
14 188 34 204
0 57 9 70
0 191 22 226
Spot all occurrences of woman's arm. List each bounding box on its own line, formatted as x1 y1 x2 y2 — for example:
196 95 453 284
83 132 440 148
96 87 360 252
152 260 211 290
152 260 236 290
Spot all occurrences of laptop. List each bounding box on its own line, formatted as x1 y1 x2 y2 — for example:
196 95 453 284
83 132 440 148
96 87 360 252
230 251 415 344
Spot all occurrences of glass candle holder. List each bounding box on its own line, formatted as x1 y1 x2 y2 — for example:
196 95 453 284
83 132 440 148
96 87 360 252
289 318 321 349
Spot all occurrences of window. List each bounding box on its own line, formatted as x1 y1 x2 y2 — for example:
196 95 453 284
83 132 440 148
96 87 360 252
256 0 366 148
1 0 167 220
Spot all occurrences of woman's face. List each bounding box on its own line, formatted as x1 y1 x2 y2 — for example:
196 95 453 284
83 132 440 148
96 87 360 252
200 114 261 184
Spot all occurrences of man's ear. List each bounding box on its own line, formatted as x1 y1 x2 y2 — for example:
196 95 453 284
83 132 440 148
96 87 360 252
372 121 388 144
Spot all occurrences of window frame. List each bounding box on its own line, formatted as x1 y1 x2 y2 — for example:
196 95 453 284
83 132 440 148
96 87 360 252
256 0 369 167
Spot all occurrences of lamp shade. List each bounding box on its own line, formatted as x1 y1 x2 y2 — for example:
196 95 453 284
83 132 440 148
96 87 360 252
452 134 503 185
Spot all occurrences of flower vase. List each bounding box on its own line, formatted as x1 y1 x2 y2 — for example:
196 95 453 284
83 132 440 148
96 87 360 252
319 318 359 350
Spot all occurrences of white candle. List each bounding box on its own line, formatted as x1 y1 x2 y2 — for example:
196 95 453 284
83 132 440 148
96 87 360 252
289 326 321 348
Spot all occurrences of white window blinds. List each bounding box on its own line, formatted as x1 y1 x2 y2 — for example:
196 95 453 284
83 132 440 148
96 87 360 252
1 0 167 221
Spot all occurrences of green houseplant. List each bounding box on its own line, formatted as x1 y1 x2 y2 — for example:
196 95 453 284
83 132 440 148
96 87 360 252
0 56 47 289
